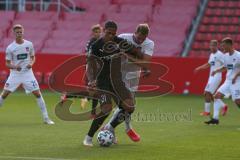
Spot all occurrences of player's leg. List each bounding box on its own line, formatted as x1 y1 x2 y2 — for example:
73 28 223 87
0 90 11 107
22 75 54 124
91 99 98 117
31 90 54 125
231 82 240 109
205 81 230 125
200 91 212 116
0 74 20 107
83 94 112 147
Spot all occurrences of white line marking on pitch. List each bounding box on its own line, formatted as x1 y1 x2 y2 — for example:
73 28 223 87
0 156 76 160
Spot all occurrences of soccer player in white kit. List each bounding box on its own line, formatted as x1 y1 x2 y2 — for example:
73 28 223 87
103 24 154 142
205 37 240 125
194 40 228 116
0 24 54 125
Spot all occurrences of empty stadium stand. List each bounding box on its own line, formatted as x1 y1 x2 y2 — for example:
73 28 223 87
190 0 240 57
0 0 200 56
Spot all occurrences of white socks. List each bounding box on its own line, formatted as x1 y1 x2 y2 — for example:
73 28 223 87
124 112 132 131
204 102 211 113
0 96 3 107
36 96 49 120
213 99 223 120
109 107 132 131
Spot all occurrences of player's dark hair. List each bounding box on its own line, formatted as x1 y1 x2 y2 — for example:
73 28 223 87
136 23 150 36
104 21 118 30
222 37 233 45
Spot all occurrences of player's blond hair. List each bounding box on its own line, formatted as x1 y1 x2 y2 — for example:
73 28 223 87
136 23 150 36
91 24 102 32
13 24 24 31
210 40 218 46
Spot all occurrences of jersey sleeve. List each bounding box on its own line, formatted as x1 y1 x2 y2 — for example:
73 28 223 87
5 46 12 61
144 41 154 56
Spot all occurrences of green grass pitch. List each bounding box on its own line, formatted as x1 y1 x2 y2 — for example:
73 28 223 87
0 91 240 160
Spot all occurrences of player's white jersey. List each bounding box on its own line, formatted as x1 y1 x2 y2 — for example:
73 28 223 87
5 39 35 74
118 33 154 91
208 50 224 76
224 50 240 82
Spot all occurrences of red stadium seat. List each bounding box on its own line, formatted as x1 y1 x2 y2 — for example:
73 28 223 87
199 25 207 33
16 11 57 20
228 25 237 33
208 1 217 8
236 10 240 16
192 42 201 50
224 9 233 16
218 1 226 8
232 17 239 24
208 25 216 32
202 17 211 24
218 25 227 33
195 33 204 41
204 33 213 41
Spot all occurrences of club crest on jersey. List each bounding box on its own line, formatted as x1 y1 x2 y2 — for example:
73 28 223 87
26 47 29 52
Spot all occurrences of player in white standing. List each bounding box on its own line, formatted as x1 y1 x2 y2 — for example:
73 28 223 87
194 40 228 116
103 24 154 142
205 37 240 125
0 24 54 125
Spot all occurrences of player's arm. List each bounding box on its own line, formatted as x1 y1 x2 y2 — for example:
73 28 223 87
211 66 226 76
127 49 151 68
87 56 98 87
232 71 240 84
86 45 101 88
26 55 35 69
126 42 154 69
5 47 21 71
194 63 210 73
26 43 35 69
5 60 21 71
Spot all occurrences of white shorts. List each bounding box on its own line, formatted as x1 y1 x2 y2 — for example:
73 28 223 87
217 80 240 101
230 81 240 101
204 74 222 94
4 71 39 94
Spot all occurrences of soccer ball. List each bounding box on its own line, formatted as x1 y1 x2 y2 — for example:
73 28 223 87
97 130 114 147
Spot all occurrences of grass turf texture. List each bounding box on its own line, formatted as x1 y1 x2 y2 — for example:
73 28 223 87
0 91 240 160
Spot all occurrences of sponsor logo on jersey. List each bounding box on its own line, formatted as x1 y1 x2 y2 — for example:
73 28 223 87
227 64 233 70
17 53 28 60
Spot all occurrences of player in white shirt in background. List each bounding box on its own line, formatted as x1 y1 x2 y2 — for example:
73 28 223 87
0 24 54 125
103 24 154 142
194 40 228 116
205 37 240 125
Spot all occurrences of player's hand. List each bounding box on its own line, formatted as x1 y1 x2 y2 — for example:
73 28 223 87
26 64 33 69
194 68 200 74
15 65 22 71
211 70 216 76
